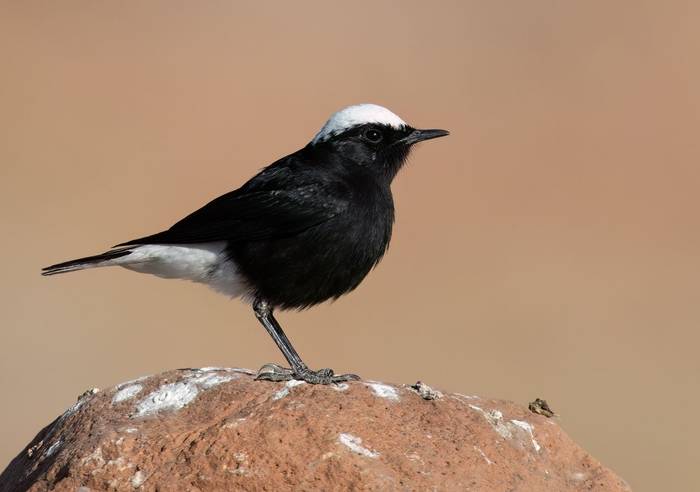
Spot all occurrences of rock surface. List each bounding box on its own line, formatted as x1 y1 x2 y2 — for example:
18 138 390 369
0 368 630 491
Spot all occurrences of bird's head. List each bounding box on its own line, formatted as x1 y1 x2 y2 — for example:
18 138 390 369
310 104 448 181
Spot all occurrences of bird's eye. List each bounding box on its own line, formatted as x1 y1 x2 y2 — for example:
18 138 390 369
363 128 383 143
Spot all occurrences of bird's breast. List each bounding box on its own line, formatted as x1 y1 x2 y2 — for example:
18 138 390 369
230 189 394 310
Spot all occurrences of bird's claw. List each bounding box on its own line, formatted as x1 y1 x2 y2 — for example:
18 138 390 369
297 367 360 385
255 363 360 385
255 363 295 382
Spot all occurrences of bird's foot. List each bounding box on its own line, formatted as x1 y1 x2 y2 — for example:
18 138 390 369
255 363 360 385
255 363 294 382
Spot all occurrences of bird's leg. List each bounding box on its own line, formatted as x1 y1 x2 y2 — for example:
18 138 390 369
252 298 359 385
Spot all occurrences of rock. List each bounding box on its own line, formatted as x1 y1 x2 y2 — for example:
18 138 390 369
0 368 630 491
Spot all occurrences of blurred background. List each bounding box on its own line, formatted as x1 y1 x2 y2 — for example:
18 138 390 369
2 2 698 490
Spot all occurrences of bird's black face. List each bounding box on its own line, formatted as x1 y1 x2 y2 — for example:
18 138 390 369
320 123 449 181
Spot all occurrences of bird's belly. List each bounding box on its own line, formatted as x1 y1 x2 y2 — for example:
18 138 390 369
230 219 391 309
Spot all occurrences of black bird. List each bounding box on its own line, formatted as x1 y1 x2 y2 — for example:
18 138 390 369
42 104 449 384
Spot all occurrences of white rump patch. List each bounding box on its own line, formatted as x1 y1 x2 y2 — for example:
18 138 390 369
118 242 248 299
312 104 407 143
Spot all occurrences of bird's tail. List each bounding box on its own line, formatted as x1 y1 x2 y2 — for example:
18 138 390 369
41 248 133 276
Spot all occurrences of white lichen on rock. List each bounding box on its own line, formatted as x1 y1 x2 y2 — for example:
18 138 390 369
62 388 100 418
273 380 306 400
131 470 146 488
365 382 400 401
196 367 255 375
106 456 134 471
473 446 493 465
189 372 236 389
338 433 379 458
571 471 589 481
80 447 105 467
469 405 513 439
452 393 479 401
511 419 541 452
116 376 150 389
134 382 199 417
112 384 143 404
44 439 62 458
131 369 238 417
222 417 248 429
469 405 541 453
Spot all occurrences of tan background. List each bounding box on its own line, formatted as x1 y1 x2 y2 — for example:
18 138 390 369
1 2 698 490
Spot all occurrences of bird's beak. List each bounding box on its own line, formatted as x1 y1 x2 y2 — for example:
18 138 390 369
402 128 450 145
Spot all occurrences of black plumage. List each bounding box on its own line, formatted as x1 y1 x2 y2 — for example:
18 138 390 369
117 124 415 309
43 104 448 384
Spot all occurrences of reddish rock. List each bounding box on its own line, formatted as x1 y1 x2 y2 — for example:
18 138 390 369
0 368 630 491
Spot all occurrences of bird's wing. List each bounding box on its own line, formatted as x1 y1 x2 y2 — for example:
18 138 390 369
115 184 347 246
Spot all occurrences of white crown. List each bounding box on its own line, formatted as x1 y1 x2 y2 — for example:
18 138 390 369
312 104 407 144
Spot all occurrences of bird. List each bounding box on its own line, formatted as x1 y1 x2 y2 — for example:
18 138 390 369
42 103 449 384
